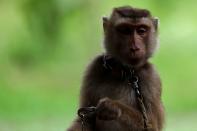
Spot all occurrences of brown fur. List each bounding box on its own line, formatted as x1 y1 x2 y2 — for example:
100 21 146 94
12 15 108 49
67 6 164 131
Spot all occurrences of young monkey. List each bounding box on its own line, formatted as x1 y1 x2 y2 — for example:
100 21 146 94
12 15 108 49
68 6 164 131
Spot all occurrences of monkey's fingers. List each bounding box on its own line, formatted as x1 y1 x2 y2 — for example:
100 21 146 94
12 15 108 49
96 98 122 120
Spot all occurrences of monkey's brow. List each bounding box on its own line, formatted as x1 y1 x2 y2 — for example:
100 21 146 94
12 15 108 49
114 17 152 26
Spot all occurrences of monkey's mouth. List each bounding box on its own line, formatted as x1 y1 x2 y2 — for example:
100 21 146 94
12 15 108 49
129 50 142 58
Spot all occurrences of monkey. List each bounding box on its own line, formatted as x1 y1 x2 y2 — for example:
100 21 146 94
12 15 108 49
67 6 164 131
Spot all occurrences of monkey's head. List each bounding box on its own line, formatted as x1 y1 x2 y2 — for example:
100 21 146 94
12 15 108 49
103 6 159 67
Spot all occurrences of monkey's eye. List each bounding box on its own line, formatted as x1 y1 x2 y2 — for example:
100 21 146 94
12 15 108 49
116 25 132 35
136 26 148 35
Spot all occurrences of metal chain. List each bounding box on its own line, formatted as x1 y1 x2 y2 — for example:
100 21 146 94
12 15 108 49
128 69 150 130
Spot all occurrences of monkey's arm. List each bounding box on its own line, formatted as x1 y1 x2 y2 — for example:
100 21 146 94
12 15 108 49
67 55 105 131
149 100 165 131
117 101 144 128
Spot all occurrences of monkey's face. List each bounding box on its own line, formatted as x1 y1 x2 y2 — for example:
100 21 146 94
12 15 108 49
104 16 158 66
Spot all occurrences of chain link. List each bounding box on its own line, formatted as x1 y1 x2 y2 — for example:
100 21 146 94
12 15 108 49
128 69 150 130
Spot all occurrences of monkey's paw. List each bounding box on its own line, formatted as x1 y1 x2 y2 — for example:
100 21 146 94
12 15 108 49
96 97 122 121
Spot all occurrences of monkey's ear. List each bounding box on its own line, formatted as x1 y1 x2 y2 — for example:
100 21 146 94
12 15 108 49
153 17 159 30
102 16 109 33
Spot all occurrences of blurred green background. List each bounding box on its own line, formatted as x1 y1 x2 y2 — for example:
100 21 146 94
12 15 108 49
0 0 197 131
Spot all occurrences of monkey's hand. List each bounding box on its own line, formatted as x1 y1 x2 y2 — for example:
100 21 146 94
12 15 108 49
96 97 122 121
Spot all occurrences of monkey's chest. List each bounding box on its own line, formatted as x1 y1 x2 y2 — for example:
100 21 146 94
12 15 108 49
102 81 140 107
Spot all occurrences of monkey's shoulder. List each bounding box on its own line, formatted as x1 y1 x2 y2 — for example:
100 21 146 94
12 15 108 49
140 62 161 80
140 62 162 96
83 55 108 82
80 55 108 106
